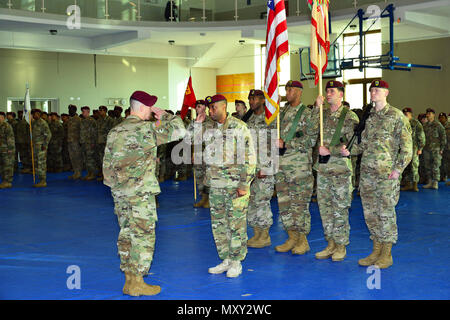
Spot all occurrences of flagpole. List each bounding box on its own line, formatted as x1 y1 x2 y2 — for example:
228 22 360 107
318 44 323 147
25 83 36 184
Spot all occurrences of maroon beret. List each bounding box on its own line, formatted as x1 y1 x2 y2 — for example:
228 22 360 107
81 106 90 111
285 80 303 89
402 107 413 114
130 90 158 107
205 96 213 106
210 94 227 104
438 112 447 118
426 108 435 114
248 89 265 99
195 100 206 106
369 80 389 90
326 80 344 89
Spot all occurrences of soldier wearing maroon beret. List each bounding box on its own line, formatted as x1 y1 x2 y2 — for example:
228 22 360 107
103 90 186 297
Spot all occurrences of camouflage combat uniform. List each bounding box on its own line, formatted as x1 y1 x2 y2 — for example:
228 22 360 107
402 118 425 184
48 120 64 172
276 102 319 234
0 120 15 184
353 103 412 244
67 114 83 174
205 114 256 262
80 116 98 174
246 111 276 230
96 114 115 174
103 113 186 276
440 120 449 180
423 120 446 182
316 105 359 246
31 118 52 181
16 118 32 171
7 118 18 171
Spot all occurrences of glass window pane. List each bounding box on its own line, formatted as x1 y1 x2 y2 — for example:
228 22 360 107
345 84 364 110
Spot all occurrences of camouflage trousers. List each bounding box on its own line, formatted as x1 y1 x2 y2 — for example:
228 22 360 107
0 149 15 183
248 175 274 229
113 192 157 276
419 153 426 182
317 171 352 245
440 149 449 179
33 144 48 181
194 164 209 194
210 187 249 262
47 143 63 171
17 143 31 170
275 164 313 234
81 143 98 173
402 151 420 183
423 148 442 181
360 173 400 244
62 142 71 169
68 142 83 173
96 143 106 173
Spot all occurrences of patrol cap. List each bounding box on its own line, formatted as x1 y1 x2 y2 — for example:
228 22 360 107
248 89 265 99
369 79 389 90
130 90 157 108
426 108 435 114
438 112 447 118
285 80 303 89
235 99 246 106
326 80 344 90
81 106 90 111
210 94 227 104
402 107 413 114
195 100 206 106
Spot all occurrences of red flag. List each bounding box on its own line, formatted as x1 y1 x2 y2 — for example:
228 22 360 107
310 0 330 85
180 76 196 120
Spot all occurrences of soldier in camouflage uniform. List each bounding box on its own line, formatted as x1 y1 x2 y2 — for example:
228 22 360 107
401 108 426 192
314 81 360 262
15 111 32 173
0 112 15 189
245 89 276 249
343 80 412 269
234 100 247 120
67 105 83 180
438 112 449 182
61 114 71 171
103 90 186 296
96 106 115 181
47 113 64 173
201 94 256 278
422 108 446 189
113 106 124 127
418 114 428 183
187 99 214 208
31 109 52 187
6 112 18 172
275 80 319 255
79 106 98 181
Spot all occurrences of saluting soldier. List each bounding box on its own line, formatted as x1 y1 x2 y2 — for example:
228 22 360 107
342 80 412 269
103 90 186 296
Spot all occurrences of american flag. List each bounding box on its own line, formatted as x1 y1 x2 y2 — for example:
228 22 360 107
263 0 289 125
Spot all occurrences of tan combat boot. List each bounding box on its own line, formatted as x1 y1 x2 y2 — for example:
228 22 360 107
446 181 450 186
123 272 133 295
68 171 81 180
275 230 298 253
202 193 210 208
374 243 393 269
193 193 206 208
358 240 382 266
315 239 336 260
251 228 271 248
412 182 419 192
0 181 12 189
331 244 347 261
97 174 104 182
422 180 433 189
247 227 261 247
33 180 47 188
292 233 310 255
431 180 438 190
127 274 161 297
84 171 96 181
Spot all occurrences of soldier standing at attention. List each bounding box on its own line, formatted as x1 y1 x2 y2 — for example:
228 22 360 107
96 106 114 181
47 113 64 173
113 106 124 127
401 108 426 192
422 108 446 189
342 80 412 269
61 114 71 172
6 112 18 172
0 112 15 189
275 80 319 255
15 110 32 174
245 89 276 249
67 105 83 180
103 90 186 296
80 106 98 181
438 112 449 182
205 94 256 278
31 109 52 188
314 81 360 262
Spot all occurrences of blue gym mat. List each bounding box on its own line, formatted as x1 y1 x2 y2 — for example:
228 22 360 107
0 172 449 300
